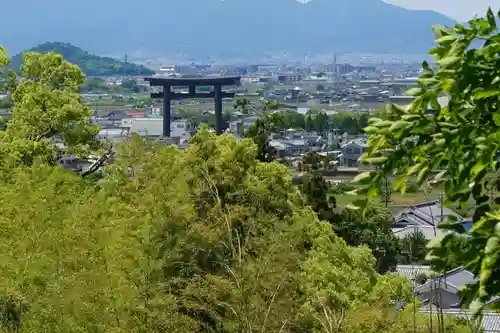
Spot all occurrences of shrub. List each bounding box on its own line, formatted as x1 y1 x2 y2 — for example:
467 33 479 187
329 182 355 195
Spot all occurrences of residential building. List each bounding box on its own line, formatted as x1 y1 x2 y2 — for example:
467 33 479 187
277 73 303 84
269 132 324 158
395 265 432 286
394 200 462 228
392 225 445 240
228 116 260 135
392 199 469 240
120 117 193 138
415 267 477 309
340 138 367 166
395 266 500 332
419 308 500 333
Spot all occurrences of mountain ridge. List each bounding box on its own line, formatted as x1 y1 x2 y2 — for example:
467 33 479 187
0 0 456 58
9 42 154 77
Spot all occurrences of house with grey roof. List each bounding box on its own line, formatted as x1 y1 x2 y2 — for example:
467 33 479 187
415 267 476 309
419 305 500 333
393 200 466 240
392 225 445 240
269 138 309 158
228 115 260 135
395 264 500 332
395 265 433 286
394 199 462 228
415 267 499 310
340 138 368 166
392 200 472 239
269 132 324 158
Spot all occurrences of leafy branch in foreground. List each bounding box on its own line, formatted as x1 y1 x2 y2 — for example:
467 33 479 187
353 8 500 314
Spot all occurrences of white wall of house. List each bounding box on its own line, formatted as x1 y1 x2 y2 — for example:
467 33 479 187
122 117 192 138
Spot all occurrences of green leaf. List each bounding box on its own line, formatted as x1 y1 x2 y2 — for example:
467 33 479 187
494 223 500 238
475 90 500 99
352 172 373 184
432 170 447 182
493 113 500 126
417 166 429 183
485 237 499 255
437 56 461 68
474 137 486 144
362 156 388 165
469 299 484 314
389 121 409 132
391 103 407 114
471 216 496 233
406 88 422 96
401 114 421 121
426 237 443 250
480 268 492 284
408 163 423 176
471 162 488 177
363 126 379 134
368 117 382 125
432 24 449 38
436 35 457 45
418 77 438 85
372 120 393 128
345 204 361 211
392 175 408 193
435 138 446 147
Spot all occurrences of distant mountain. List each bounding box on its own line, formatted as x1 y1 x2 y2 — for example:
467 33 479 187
0 0 457 58
10 42 154 77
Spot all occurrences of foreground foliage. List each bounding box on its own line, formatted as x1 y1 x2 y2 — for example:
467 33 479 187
0 129 470 333
357 9 500 313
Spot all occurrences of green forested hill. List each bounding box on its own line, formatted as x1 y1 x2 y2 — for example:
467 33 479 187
10 42 154 76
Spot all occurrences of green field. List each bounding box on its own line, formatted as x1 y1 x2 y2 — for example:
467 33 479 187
335 189 445 214
320 172 461 215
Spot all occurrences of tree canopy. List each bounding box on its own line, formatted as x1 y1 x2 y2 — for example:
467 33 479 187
0 49 100 169
0 43 479 332
0 128 419 333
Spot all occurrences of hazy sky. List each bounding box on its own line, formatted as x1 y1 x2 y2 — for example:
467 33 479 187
384 0 498 21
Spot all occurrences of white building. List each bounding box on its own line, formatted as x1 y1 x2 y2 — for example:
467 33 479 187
120 117 192 138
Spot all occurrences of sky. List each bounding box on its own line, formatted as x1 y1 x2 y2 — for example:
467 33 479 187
383 0 498 22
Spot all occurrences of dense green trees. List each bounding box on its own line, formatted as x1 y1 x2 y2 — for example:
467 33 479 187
268 109 369 135
0 49 100 168
0 45 478 332
357 9 500 313
81 77 144 94
244 113 284 162
295 159 400 273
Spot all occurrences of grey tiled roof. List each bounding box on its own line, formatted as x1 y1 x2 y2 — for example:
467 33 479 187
395 200 463 227
341 138 368 148
415 267 476 294
395 265 432 281
419 308 500 333
392 225 444 240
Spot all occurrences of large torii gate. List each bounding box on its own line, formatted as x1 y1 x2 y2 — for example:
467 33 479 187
145 76 241 137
